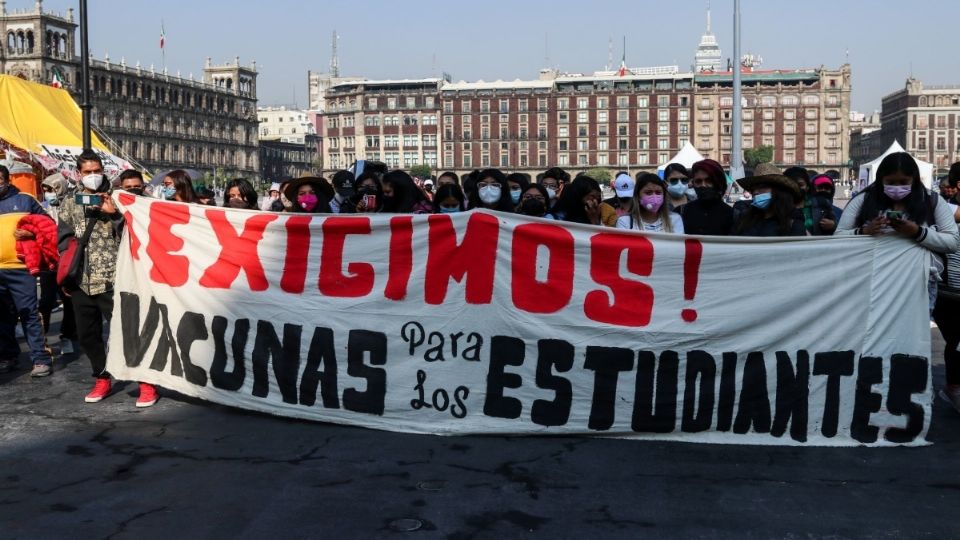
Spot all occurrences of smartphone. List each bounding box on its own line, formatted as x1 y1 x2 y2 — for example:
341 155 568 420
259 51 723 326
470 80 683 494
362 194 377 209
885 210 905 221
75 193 102 206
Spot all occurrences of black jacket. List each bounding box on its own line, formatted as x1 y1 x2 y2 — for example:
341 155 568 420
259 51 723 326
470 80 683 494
678 198 734 236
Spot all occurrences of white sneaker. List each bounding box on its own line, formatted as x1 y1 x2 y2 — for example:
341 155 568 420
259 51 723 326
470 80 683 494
60 340 74 355
938 389 960 414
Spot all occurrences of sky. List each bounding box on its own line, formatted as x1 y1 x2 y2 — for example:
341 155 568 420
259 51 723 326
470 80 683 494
28 0 960 112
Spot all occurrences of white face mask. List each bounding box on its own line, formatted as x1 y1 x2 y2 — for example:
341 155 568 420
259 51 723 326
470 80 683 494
545 187 557 200
81 173 103 192
478 184 502 204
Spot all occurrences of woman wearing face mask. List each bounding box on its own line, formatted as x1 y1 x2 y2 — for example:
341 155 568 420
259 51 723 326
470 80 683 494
616 173 684 233
468 169 514 212
553 176 605 225
517 184 553 219
538 167 568 213
506 173 530 210
159 170 198 203
380 170 433 214
733 174 806 237
283 175 334 213
352 172 383 213
223 178 259 210
432 183 466 214
678 159 733 236
663 163 695 211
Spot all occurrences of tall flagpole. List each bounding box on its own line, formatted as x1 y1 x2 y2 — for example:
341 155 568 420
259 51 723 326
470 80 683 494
79 0 91 151
730 0 744 180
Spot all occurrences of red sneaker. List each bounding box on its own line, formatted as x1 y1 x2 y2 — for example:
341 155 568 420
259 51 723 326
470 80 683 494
84 377 112 403
136 382 159 408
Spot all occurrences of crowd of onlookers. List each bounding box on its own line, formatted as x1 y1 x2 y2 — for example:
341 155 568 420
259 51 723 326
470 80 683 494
2 150 960 413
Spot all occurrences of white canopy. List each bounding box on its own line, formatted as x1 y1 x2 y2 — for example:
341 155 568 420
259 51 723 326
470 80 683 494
857 140 934 190
657 141 705 174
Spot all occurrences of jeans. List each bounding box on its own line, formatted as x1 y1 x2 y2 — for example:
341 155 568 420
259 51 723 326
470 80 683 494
70 288 114 378
0 269 52 365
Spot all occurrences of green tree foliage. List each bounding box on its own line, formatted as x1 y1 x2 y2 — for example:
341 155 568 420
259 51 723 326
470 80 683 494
744 145 774 168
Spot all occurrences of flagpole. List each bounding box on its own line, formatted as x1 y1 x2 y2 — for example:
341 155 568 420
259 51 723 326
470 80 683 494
79 0 91 151
161 20 166 72
730 0 744 181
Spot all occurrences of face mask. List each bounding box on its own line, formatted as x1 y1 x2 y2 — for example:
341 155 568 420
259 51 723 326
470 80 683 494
162 186 177 200
545 187 557 200
298 193 318 210
81 174 104 192
684 187 698 201
640 193 664 213
227 198 248 209
478 185 502 204
816 189 833 201
44 192 58 203
667 182 688 198
884 184 911 201
520 198 546 216
125 187 144 196
694 187 718 201
439 206 461 214
752 192 773 209
510 189 521 204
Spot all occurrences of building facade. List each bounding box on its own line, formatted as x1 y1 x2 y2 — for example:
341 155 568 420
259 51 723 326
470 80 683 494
260 136 318 182
877 78 960 174
322 78 441 171
0 1 259 179
849 110 881 169
257 106 315 143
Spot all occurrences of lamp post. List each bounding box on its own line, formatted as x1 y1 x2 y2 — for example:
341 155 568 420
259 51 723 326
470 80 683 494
79 0 91 151
730 0 745 181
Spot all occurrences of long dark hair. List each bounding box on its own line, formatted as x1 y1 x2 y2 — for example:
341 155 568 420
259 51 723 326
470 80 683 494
467 168 514 211
165 169 197 203
736 184 797 235
663 163 689 179
432 183 466 212
855 152 933 227
555 176 599 224
381 170 428 213
223 178 258 209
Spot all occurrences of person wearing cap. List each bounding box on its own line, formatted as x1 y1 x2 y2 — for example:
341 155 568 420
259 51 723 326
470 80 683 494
284 175 334 213
811 174 844 230
783 166 836 236
607 173 636 220
679 159 733 236
261 182 282 211
616 173 684 233
733 174 806 237
330 170 356 213
422 179 435 202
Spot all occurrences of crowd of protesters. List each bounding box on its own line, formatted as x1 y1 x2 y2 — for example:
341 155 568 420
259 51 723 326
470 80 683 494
2 150 960 413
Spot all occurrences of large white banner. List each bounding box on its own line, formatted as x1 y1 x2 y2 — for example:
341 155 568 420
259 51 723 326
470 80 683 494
107 195 934 446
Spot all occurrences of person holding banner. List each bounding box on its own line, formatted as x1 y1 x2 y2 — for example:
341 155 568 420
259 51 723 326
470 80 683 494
160 170 198 203
381 170 433 214
517 184 553 219
733 174 806 237
616 173 684 233
58 151 158 406
223 178 258 210
283 175 333 213
506 173 530 210
465 169 514 213
554 176 605 225
538 167 568 214
679 159 733 236
353 171 384 213
431 183 466 214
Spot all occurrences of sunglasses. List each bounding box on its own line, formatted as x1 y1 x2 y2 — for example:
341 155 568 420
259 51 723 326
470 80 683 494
668 178 689 185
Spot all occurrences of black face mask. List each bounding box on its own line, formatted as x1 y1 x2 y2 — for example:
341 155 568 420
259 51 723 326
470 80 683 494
694 187 719 201
227 198 248 209
126 187 144 196
520 198 546 216
816 190 834 201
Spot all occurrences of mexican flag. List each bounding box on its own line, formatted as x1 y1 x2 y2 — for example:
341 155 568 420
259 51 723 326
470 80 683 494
50 68 65 89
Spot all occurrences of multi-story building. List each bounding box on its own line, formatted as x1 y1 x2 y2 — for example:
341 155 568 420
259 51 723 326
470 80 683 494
849 110 882 169
322 78 441 171
694 65 851 171
307 71 363 112
877 78 960 174
260 136 318 182
1 1 259 179
694 6 723 73
257 106 314 144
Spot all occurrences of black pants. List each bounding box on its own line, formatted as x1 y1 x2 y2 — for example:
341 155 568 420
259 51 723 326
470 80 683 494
38 271 76 339
70 288 113 378
933 294 960 385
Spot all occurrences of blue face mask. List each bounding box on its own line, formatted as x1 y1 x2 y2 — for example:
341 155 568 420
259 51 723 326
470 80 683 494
510 189 521 204
439 206 461 214
751 192 773 209
162 186 177 200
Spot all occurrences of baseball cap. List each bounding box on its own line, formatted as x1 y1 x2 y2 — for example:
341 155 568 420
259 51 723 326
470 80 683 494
613 173 635 198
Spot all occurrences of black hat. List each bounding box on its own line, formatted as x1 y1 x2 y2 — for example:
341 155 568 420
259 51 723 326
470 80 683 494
283 175 335 203
332 170 356 196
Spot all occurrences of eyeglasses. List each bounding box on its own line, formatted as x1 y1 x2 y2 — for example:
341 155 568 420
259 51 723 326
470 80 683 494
668 178 689 185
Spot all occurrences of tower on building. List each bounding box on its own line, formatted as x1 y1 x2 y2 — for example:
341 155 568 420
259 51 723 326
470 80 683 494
694 1 722 73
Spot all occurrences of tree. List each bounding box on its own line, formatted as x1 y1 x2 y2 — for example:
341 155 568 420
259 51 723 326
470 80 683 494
744 145 774 169
585 167 612 186
409 164 433 179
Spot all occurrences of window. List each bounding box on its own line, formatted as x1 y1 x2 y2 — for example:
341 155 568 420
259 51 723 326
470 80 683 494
444 153 453 167
784 136 795 148
499 99 509 113
637 153 648 165
481 154 490 167
578 154 588 165
720 97 733 107
637 138 648 149
657 95 670 107
462 102 472 113
480 100 490 113
558 153 569 165
762 123 774 134
802 95 820 106
658 110 669 122
538 98 547 111
387 98 397 109
368 98 378 110
658 139 669 150
501 154 509 167
425 97 435 108
760 95 776 107
558 111 569 123
618 124 628 136
557 98 569 109
578 97 589 109
679 123 689 135
384 135 399 147
598 124 609 136
618 110 629 122
618 96 630 108
578 139 588 151
678 110 689 121
618 138 628 150
578 126 588 137
805 109 818 119
785 122 795 134
805 122 818 134
366 136 380 148
658 124 669 136
784 109 796 120
637 123 648 135
597 97 608 108
598 139 608 151
638 110 649 122
578 111 588 123
558 126 569 137
699 97 711 108
598 110 608 122
518 100 529 112
463 154 472 168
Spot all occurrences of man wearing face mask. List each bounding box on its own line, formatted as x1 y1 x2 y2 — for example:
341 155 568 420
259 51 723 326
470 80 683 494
783 167 835 236
0 164 55 376
58 151 158 406
678 159 734 236
810 174 844 233
538 167 569 214
329 170 356 214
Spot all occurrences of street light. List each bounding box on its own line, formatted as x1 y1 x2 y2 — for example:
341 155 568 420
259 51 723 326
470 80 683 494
730 0 744 181
79 0 91 151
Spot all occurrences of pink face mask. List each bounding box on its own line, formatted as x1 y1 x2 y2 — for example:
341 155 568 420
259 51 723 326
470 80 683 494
883 184 911 201
298 193 318 210
640 193 664 213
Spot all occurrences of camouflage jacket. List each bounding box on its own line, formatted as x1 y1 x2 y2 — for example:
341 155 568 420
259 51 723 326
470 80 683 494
57 196 122 296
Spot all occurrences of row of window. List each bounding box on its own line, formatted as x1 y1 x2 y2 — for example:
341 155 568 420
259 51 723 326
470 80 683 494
330 96 438 112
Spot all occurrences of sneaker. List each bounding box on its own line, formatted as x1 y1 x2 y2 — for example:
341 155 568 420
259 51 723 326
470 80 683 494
0 358 17 374
60 340 74 355
939 389 960 414
30 363 52 378
136 382 159 408
84 377 112 403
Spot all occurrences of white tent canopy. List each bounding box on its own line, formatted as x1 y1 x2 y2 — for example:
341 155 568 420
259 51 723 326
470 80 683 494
657 141 705 175
857 140 934 190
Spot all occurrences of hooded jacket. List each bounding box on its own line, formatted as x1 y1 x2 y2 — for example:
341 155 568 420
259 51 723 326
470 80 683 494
15 214 59 275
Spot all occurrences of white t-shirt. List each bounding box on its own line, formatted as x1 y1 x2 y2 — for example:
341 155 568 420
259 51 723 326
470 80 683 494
615 212 685 234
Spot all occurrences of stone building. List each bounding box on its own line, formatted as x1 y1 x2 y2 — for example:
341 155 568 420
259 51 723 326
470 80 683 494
876 78 960 174
0 1 259 179
849 110 881 169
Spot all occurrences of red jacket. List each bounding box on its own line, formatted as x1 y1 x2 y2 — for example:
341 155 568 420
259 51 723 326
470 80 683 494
16 214 59 275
